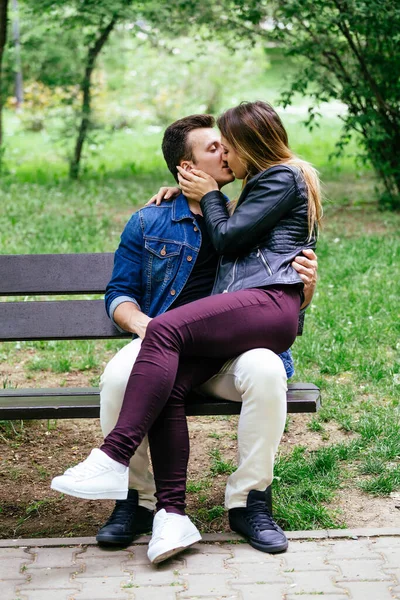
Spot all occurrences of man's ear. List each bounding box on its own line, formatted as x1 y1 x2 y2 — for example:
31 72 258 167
180 160 193 172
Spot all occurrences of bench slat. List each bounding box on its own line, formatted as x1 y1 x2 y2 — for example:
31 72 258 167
0 384 321 419
0 253 114 295
0 300 129 341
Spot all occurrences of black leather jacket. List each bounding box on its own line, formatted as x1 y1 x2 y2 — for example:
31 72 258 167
200 164 317 297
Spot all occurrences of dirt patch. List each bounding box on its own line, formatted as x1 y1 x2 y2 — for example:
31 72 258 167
0 411 397 539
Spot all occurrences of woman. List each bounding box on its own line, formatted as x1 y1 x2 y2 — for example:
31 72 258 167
52 101 322 562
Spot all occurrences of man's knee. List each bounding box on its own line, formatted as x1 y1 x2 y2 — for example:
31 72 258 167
233 348 287 396
100 340 141 405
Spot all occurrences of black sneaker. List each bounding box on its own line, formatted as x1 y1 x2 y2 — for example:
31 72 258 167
96 489 154 546
228 489 288 554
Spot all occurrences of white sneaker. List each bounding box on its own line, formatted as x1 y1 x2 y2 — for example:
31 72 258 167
147 509 202 564
51 449 128 500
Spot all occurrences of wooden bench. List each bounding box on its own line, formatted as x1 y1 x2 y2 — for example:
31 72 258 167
0 253 321 421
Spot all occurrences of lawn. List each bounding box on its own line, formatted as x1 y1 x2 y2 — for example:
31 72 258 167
0 40 399 535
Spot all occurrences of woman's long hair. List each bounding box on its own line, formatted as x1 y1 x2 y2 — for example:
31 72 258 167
217 101 322 237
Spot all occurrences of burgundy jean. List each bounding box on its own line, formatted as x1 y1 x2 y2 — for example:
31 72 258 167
101 286 301 514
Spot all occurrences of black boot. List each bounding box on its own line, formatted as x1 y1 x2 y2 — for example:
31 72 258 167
228 489 288 554
96 489 154 546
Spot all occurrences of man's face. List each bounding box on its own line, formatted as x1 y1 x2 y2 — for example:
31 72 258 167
183 128 235 188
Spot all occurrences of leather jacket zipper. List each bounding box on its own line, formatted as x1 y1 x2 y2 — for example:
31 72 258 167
257 248 272 276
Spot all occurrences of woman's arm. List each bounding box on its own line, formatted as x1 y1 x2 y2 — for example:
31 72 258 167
200 166 298 254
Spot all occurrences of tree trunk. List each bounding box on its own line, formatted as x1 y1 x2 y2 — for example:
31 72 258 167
0 0 9 151
69 16 117 180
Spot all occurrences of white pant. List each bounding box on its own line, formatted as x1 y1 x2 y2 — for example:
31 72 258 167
99 338 287 510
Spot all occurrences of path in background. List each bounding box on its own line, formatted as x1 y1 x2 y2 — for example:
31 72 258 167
1 529 400 599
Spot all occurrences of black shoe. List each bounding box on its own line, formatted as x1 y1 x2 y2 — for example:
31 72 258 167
228 489 288 554
96 489 154 546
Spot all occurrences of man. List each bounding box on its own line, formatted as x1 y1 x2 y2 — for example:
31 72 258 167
97 114 317 559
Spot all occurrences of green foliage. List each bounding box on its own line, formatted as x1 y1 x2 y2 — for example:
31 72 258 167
223 0 400 209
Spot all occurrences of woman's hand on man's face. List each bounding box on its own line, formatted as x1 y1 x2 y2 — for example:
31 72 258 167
177 166 218 202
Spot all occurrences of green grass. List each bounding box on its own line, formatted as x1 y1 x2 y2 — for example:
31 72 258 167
1 41 399 532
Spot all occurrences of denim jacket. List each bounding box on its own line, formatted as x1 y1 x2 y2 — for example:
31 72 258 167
105 193 295 378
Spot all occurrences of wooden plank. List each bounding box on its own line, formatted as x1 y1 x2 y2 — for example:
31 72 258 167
0 384 320 420
0 253 114 296
0 300 130 341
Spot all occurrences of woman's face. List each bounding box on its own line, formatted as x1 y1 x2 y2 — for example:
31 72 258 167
221 136 248 180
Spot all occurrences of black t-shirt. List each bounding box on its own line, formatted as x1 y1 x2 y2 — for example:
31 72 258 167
168 214 219 310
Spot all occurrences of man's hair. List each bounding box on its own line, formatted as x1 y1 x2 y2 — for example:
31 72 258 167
162 114 215 182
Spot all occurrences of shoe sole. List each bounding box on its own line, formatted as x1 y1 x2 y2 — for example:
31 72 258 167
230 524 288 554
249 537 288 554
51 481 128 500
96 528 152 546
148 531 202 564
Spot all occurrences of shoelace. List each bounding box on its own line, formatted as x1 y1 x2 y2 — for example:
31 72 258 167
245 502 277 532
65 458 108 478
104 499 137 526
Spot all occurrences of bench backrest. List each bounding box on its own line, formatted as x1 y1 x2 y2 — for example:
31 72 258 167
0 253 129 341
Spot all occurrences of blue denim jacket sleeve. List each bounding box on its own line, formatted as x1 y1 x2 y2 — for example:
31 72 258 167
105 213 144 324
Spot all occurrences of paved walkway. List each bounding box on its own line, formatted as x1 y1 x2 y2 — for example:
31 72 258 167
1 528 400 600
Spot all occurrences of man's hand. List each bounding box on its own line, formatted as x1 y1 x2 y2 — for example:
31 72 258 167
177 166 218 202
292 249 318 309
113 303 152 339
146 186 180 207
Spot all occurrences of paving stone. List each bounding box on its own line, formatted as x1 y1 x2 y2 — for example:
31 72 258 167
74 557 133 578
17 567 81 589
328 528 400 538
338 581 396 600
75 547 133 561
120 545 151 565
282 550 336 572
71 576 132 599
132 586 185 599
334 558 392 582
178 550 234 574
227 561 289 585
0 549 32 560
130 563 186 587
283 540 331 553
286 570 344 595
225 545 285 564
178 573 236 597
286 596 348 600
371 538 400 569
326 538 381 560
229 582 286 600
28 547 82 569
1 578 27 599
0 559 33 579
391 585 400 599
17 591 80 600
179 596 239 600
287 529 328 539
189 543 236 555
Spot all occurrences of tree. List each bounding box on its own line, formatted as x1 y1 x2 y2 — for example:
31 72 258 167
0 0 9 151
222 0 400 209
28 0 221 179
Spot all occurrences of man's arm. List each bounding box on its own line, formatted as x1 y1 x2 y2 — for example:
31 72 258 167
292 249 318 309
105 213 146 331
113 302 152 339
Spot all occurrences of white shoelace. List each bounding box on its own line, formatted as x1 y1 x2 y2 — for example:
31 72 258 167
64 456 109 478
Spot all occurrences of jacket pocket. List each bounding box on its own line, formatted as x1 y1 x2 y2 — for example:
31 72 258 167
257 248 273 277
145 238 183 283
